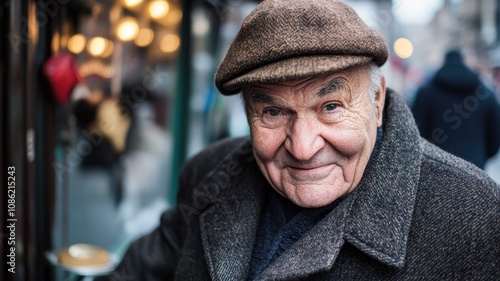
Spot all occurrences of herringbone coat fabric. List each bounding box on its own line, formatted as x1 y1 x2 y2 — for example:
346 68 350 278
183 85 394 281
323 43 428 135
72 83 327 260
113 90 500 280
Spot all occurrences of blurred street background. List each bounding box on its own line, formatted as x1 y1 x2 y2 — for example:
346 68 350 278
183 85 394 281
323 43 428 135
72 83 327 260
1 0 500 280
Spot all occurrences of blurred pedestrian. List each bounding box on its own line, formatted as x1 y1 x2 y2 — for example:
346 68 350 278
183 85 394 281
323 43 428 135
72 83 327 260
412 49 500 169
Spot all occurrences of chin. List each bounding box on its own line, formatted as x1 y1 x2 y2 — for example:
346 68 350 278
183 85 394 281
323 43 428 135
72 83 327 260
293 199 336 208
286 188 342 208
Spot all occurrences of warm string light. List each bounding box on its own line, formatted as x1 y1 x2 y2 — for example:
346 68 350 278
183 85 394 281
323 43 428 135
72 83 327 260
149 0 169 19
87 37 114 58
160 33 180 53
68 34 86 54
116 17 140 41
134 28 154 47
164 8 182 26
123 0 143 8
70 0 183 59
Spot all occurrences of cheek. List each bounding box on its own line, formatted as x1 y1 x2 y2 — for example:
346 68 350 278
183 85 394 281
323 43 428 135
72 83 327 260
249 121 286 161
323 123 371 156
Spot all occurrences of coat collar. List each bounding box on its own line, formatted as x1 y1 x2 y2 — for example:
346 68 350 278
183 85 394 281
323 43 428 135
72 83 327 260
197 89 422 280
197 139 267 281
343 89 422 268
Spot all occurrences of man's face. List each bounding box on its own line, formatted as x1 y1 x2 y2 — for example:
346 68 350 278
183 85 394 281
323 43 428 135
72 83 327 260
244 64 386 208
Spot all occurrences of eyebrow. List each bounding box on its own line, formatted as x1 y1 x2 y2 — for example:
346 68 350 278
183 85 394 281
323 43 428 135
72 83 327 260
316 78 346 98
249 90 276 104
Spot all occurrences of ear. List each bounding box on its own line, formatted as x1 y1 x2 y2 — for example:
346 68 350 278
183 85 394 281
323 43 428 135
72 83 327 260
375 75 386 127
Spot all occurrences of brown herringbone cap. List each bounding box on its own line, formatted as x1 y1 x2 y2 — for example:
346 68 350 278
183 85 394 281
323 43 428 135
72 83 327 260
215 0 389 95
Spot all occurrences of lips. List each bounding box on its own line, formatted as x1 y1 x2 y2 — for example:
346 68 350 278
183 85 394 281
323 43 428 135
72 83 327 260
285 164 335 181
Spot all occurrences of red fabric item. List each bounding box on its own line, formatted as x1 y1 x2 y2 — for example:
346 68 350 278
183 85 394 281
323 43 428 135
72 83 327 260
43 53 82 105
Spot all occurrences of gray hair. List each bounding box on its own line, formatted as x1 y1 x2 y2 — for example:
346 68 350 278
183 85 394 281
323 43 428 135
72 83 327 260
368 62 383 103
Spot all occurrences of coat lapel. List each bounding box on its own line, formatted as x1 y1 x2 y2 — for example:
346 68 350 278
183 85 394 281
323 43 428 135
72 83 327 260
198 140 267 281
343 89 422 268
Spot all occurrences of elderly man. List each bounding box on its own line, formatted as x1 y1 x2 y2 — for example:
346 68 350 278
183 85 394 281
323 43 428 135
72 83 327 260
113 0 500 280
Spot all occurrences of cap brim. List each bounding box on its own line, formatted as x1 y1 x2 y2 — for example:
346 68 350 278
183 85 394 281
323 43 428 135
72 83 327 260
220 55 373 95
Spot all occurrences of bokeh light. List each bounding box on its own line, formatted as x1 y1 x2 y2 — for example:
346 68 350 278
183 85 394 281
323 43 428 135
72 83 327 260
160 33 180 53
165 8 182 26
394 37 414 59
68 34 86 54
100 40 114 58
116 17 139 41
149 1 169 19
88 37 107 57
134 28 154 47
193 12 210 37
124 0 143 8
87 37 114 58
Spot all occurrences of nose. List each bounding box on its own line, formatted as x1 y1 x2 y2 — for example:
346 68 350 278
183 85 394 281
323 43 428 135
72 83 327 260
284 114 325 161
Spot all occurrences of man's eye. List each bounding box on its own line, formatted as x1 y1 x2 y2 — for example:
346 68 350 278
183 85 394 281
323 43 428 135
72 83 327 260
325 103 338 111
264 108 282 116
259 107 289 127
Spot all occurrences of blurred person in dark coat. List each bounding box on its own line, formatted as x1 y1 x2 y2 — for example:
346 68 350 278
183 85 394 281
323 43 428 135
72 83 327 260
110 1 500 280
412 49 500 169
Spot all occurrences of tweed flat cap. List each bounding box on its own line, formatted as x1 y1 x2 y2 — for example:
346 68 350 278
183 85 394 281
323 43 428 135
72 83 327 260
215 0 389 95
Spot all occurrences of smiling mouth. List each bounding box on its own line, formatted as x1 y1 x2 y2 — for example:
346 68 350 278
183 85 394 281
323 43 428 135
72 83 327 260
291 165 324 170
288 162 332 170
285 164 335 180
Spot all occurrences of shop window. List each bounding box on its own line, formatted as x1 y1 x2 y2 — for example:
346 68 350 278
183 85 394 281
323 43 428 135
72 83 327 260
49 0 181 278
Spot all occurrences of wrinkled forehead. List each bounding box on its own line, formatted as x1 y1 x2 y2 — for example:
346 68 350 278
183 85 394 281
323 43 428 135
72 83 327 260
242 64 371 99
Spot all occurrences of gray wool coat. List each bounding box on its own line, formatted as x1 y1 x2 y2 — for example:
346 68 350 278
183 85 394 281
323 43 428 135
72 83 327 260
113 90 500 280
